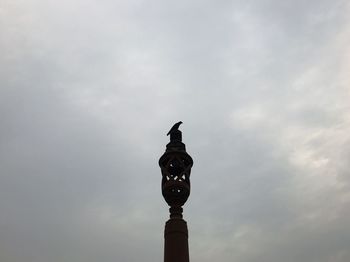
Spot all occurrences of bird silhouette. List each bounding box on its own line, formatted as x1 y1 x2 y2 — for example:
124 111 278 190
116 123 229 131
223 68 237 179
167 121 183 136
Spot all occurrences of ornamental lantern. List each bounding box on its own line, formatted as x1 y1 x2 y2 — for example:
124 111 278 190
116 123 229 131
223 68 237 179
159 122 193 262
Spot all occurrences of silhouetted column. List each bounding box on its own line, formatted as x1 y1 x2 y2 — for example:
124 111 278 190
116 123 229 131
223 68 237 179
159 128 193 262
164 206 189 262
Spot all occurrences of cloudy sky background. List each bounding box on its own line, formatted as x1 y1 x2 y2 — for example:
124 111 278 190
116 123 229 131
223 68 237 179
1 0 350 261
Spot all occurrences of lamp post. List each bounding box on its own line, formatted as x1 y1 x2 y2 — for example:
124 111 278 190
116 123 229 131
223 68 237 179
159 124 193 262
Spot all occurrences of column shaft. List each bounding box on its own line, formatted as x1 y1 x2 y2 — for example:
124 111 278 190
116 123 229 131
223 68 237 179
164 218 189 262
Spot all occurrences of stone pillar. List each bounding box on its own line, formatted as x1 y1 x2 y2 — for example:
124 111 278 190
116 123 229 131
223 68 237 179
164 207 189 262
159 126 193 262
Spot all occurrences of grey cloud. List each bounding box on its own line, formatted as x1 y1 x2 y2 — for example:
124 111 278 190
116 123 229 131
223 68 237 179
1 0 350 262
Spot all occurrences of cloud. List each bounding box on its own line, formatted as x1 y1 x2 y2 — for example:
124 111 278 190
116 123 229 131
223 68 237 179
1 0 350 262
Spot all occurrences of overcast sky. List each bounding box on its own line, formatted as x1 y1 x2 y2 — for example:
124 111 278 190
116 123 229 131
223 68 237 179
1 1 350 262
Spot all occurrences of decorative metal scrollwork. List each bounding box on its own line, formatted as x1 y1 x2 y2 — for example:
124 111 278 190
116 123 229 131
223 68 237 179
159 146 193 207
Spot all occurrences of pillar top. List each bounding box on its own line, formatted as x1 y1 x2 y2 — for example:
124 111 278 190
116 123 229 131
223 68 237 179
159 122 193 209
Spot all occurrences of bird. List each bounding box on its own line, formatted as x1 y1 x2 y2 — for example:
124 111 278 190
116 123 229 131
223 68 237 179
167 121 183 136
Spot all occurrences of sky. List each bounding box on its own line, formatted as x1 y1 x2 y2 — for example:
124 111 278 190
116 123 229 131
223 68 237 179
1 0 350 261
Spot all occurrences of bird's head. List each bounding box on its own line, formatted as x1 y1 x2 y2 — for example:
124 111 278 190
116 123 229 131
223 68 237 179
178 121 183 125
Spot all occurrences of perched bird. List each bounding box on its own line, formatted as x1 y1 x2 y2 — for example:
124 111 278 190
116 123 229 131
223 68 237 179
167 121 183 136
